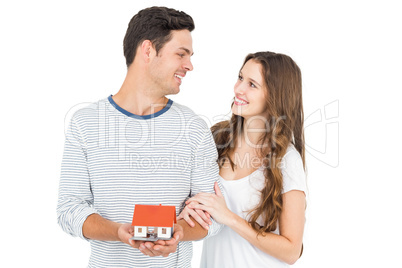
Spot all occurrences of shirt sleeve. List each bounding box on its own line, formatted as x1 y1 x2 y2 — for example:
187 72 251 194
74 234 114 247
189 124 224 239
57 115 98 240
281 147 307 195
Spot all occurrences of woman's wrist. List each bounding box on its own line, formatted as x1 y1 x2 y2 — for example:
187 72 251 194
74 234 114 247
225 211 240 228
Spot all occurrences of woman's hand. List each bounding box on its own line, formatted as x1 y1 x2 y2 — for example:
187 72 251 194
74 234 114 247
178 201 212 230
186 181 234 226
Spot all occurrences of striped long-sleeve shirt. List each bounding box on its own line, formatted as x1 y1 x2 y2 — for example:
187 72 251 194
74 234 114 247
57 96 223 268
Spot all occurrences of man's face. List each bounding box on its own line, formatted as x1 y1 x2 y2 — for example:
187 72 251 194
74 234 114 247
148 30 194 96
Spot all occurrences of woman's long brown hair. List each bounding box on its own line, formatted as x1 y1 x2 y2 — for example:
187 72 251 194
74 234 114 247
212 51 305 234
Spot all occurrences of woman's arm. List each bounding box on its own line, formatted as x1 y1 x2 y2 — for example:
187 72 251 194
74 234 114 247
187 182 305 265
227 190 305 265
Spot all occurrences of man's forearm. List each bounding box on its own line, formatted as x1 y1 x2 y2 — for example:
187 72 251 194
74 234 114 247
178 218 208 241
83 215 206 242
82 213 122 241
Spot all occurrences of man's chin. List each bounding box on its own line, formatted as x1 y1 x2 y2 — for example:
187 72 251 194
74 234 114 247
165 88 180 96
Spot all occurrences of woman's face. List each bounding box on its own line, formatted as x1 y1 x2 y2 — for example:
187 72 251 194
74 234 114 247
232 59 267 119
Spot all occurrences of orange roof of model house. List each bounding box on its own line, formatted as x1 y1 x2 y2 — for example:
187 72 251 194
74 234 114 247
132 204 177 227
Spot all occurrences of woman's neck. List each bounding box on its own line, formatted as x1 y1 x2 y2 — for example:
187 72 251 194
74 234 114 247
241 116 269 150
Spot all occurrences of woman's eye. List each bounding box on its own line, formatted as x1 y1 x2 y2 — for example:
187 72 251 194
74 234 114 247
238 75 243 81
250 82 256 88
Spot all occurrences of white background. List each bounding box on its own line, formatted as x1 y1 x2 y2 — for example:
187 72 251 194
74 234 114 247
1 0 401 267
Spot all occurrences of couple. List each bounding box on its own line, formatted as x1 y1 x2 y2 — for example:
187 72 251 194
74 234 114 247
57 6 306 268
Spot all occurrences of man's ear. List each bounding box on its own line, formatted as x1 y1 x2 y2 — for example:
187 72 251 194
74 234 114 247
140 40 155 63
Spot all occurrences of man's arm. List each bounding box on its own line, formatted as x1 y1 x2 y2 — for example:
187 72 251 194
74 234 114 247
177 218 208 241
58 113 144 250
186 122 224 238
82 213 144 249
82 214 121 241
80 208 208 256
139 123 222 257
57 116 99 239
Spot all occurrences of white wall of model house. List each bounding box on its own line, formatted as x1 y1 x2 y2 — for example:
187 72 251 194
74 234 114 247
135 226 148 237
157 227 172 239
134 225 173 239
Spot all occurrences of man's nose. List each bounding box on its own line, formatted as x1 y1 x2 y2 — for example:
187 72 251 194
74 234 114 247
183 58 193 72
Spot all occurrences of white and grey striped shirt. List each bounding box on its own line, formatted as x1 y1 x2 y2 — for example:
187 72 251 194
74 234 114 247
57 96 222 268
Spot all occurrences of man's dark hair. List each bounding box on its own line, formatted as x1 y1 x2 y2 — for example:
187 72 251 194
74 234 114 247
123 6 195 68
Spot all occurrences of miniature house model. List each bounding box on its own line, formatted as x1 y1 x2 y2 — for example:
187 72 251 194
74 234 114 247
131 204 177 241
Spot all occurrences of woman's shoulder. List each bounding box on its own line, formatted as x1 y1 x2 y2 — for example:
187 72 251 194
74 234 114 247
211 120 230 132
281 144 307 194
283 144 301 162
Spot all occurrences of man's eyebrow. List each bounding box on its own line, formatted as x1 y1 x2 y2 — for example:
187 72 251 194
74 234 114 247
179 47 194 56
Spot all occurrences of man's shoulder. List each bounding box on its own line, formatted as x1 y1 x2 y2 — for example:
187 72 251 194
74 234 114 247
170 101 196 116
69 97 109 123
170 101 209 130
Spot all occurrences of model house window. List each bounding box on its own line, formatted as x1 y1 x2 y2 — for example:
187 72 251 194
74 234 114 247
162 228 166 234
138 228 142 233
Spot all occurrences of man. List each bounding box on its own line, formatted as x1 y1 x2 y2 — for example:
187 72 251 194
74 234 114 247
57 6 222 267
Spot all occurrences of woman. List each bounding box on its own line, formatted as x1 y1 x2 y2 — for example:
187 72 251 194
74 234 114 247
178 51 307 267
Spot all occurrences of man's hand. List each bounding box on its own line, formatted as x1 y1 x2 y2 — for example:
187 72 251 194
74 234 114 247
117 223 143 249
138 223 184 257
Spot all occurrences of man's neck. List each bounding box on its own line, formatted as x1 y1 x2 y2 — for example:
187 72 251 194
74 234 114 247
113 72 169 116
112 90 169 116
